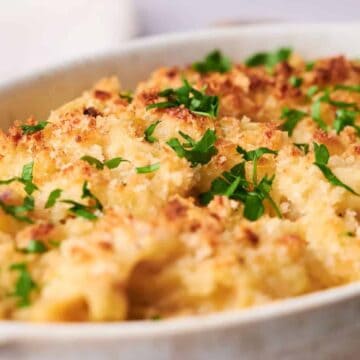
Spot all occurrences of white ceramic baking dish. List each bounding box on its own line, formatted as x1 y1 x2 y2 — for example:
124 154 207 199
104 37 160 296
1 23 360 360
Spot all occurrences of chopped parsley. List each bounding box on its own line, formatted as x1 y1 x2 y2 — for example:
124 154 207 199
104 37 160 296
192 50 231 74
21 121 49 135
334 84 360 93
245 47 292 71
81 155 128 170
9 263 36 307
144 121 161 143
0 195 34 223
311 98 327 130
21 240 47 254
313 142 359 195
136 163 160 174
20 162 38 195
305 61 315 71
280 107 307 136
294 143 310 154
307 85 319 98
321 89 358 110
62 181 103 220
311 88 359 131
333 109 360 135
146 79 219 118
167 129 218 167
45 189 62 208
236 146 278 184
0 162 38 195
119 91 133 103
200 147 281 221
289 76 303 88
49 240 61 248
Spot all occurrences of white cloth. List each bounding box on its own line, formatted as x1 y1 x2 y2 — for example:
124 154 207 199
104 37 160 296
0 0 137 84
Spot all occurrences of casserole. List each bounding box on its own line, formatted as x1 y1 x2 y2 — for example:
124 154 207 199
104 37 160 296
1 23 360 359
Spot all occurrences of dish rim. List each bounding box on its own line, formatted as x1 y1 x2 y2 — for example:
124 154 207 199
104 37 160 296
1 22 360 340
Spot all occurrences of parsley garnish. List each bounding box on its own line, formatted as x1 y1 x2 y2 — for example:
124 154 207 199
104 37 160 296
81 155 128 170
21 162 38 195
119 91 133 103
245 47 292 71
311 89 359 131
45 189 62 208
305 61 315 71
144 121 161 143
136 163 160 174
236 146 278 185
167 129 218 167
294 143 310 154
0 162 38 196
311 98 327 130
0 195 34 223
280 107 307 136
146 79 219 118
21 121 49 135
199 160 281 221
62 181 103 220
313 142 359 195
307 85 319 98
21 240 47 254
333 109 360 135
192 50 231 74
334 84 360 93
9 263 36 307
289 76 303 88
49 240 61 248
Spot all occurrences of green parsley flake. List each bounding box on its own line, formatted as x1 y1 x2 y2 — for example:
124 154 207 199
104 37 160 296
119 91 133 103
136 163 160 174
306 85 319 98
200 147 281 221
81 155 128 170
305 61 315 71
0 195 34 223
313 143 359 195
146 79 219 118
21 240 47 254
289 76 303 88
167 129 218 167
192 50 231 74
294 143 310 154
245 47 292 72
21 121 49 135
311 88 359 131
62 181 103 220
45 189 62 208
280 108 307 136
236 146 278 185
0 162 38 196
144 121 161 143
9 263 36 307
333 109 360 135
334 84 360 93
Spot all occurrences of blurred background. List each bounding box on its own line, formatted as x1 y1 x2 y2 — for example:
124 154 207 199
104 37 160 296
1 0 359 84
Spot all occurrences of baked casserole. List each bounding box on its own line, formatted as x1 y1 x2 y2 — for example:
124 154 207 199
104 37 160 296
0 48 360 322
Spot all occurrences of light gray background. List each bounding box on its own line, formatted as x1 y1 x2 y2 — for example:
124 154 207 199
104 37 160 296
0 0 359 84
135 0 360 35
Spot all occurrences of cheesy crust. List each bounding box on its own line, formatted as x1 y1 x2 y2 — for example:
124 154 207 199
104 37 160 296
1 52 360 322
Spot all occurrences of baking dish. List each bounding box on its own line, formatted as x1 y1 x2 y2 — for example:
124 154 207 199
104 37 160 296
1 23 360 359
